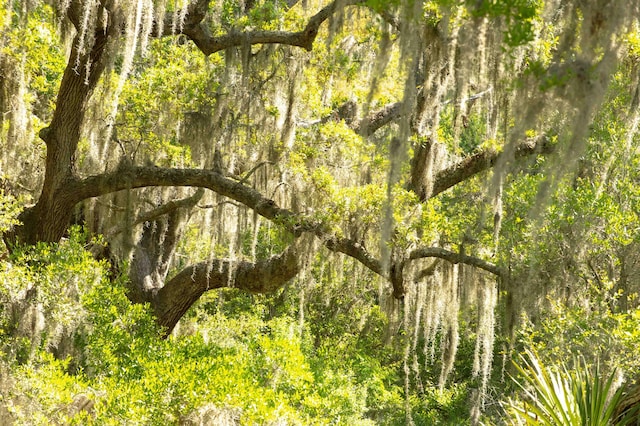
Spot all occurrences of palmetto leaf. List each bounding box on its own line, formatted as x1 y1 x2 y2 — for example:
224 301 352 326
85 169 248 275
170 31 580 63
505 349 637 426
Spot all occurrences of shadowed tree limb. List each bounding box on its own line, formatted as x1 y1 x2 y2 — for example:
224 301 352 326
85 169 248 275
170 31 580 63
176 0 364 55
354 102 403 136
59 137 550 303
104 188 205 237
67 136 554 270
70 163 506 297
414 259 439 281
429 136 555 199
68 167 296 222
128 189 205 304
68 166 386 277
153 244 301 335
323 236 385 276
298 100 402 136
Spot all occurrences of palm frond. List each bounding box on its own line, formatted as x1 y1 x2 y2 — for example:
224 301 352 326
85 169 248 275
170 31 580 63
504 349 635 426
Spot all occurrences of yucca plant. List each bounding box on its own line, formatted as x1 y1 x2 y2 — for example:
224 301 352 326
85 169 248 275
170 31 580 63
505 349 638 425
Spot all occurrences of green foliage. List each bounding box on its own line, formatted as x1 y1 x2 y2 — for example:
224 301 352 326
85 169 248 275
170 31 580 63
79 275 163 380
109 38 220 166
0 227 103 364
0 2 65 122
0 190 23 234
365 0 400 15
467 0 542 46
518 301 640 379
4 0 640 424
1 235 446 424
3 352 91 425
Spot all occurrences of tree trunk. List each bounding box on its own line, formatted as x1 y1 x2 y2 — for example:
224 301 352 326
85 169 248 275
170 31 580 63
8 26 110 246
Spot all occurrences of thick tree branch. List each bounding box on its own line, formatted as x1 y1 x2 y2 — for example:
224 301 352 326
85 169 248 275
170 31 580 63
297 100 402 136
70 163 514 292
153 244 301 335
68 166 386 278
75 165 385 329
354 102 403 136
69 166 297 224
72 164 508 300
409 247 503 277
179 0 363 55
128 189 205 303
151 0 210 36
414 259 439 281
429 136 555 200
61 133 541 299
324 236 385 277
307 88 492 137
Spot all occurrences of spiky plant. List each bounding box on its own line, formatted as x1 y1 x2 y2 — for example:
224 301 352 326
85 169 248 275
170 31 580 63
505 349 638 425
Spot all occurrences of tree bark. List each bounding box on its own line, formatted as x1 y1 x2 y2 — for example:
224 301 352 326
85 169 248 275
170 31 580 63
430 136 555 200
10 24 112 245
151 245 301 335
128 190 204 304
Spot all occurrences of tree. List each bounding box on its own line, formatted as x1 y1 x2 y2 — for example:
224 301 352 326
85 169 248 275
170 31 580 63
2 0 640 416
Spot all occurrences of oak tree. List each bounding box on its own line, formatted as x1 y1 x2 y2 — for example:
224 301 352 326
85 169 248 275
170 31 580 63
2 3 640 410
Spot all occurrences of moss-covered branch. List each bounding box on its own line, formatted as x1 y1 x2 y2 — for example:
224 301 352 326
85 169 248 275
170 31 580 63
152 244 301 335
409 247 503 277
176 0 364 55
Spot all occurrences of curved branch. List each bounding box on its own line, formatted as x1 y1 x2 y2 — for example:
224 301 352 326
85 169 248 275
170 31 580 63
323 236 385 277
127 189 206 303
69 162 513 293
415 259 438 281
297 100 402 136
69 166 297 223
152 0 210 37
239 161 276 184
76 166 386 329
180 0 363 55
68 166 386 278
409 247 503 277
153 244 301 335
315 89 491 137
